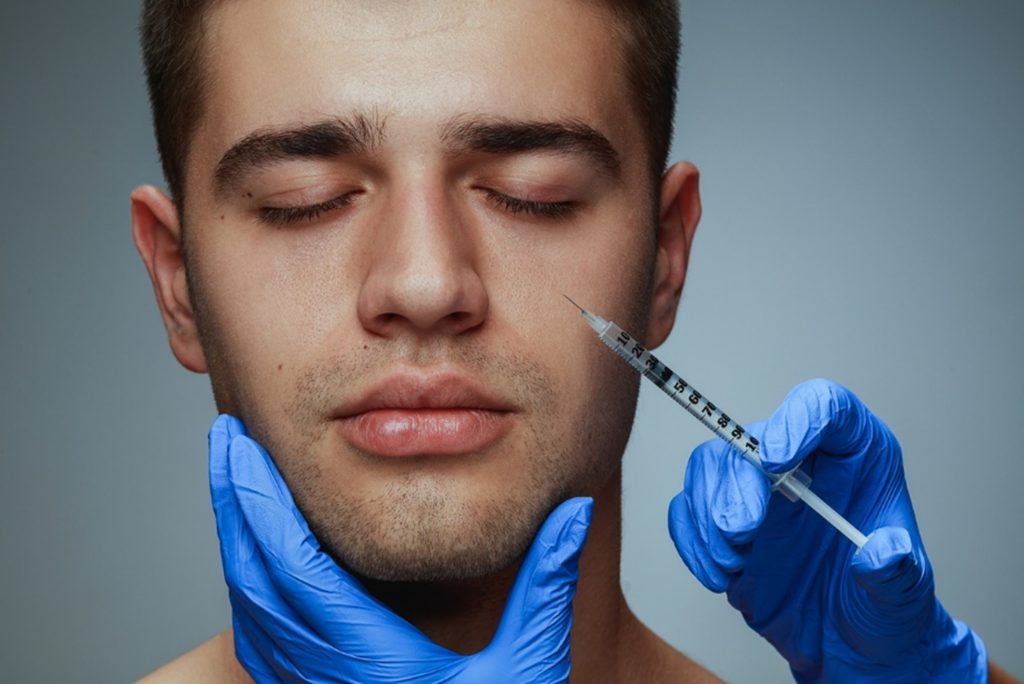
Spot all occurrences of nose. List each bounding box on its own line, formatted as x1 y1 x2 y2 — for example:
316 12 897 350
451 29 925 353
357 183 488 338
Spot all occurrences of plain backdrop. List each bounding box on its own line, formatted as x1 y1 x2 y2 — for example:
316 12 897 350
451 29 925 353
1 1 1021 681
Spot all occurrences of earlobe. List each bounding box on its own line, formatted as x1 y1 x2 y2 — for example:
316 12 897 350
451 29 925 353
645 161 701 348
130 185 209 373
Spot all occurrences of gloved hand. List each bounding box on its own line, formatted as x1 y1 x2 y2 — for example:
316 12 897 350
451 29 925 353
208 414 593 683
669 379 987 682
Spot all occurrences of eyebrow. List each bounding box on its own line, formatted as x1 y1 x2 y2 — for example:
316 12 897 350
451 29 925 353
213 113 385 197
440 115 621 177
212 112 621 197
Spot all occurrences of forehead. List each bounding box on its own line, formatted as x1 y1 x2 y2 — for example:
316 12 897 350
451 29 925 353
190 0 640 182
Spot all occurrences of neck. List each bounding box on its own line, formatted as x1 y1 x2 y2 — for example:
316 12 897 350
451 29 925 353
359 469 634 679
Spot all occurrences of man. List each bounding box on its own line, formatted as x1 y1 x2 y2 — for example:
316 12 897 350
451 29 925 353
130 0 1011 681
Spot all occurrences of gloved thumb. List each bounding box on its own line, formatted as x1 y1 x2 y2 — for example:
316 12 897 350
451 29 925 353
488 497 593 678
227 432 455 678
852 526 918 594
843 526 936 657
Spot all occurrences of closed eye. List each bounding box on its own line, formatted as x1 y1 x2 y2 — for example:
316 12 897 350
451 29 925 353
258 192 360 226
483 189 577 220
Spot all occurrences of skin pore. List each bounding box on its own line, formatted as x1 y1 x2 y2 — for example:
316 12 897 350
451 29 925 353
133 0 713 681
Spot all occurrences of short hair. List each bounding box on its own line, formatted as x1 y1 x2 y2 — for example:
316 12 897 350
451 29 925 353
140 0 680 214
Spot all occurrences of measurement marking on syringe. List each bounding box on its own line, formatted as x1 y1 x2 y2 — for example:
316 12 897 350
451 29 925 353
614 327 761 455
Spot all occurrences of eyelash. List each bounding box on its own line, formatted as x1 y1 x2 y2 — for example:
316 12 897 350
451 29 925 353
258 193 356 226
256 189 577 226
483 189 577 219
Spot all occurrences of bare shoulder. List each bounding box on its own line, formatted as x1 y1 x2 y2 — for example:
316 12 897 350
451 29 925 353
136 629 252 684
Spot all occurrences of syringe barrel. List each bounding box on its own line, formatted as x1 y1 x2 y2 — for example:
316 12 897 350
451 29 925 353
598 321 768 470
586 312 869 548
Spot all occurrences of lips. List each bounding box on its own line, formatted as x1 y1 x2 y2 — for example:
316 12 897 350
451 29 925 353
331 373 515 457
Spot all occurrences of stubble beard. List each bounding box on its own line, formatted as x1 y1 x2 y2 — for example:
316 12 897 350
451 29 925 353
218 340 639 583
185 220 654 584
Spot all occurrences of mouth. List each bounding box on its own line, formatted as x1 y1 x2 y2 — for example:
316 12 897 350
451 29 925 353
331 372 516 457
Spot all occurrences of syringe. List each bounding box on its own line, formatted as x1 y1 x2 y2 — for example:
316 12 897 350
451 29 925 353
567 297 869 549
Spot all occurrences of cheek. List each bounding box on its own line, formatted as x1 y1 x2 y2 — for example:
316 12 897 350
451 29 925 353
541 320 642 491
496 221 651 461
195 225 359 398
491 221 654 337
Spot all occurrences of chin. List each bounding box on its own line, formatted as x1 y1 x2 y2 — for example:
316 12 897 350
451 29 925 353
299 471 567 583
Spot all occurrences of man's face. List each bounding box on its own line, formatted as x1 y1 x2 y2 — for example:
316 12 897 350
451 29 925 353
181 0 660 581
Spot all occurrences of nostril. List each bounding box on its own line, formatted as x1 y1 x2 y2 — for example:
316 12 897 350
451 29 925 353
445 310 485 333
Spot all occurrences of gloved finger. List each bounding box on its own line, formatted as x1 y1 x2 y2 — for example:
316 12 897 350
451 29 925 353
851 526 932 612
211 415 294 681
209 414 280 607
708 422 770 548
211 420 387 681
209 414 248 555
667 441 754 592
230 592 299 684
233 593 350 684
489 497 592 680
759 379 889 474
843 526 936 655
668 489 729 593
227 434 451 669
504 497 593 628
229 564 355 683
852 526 914 587
689 437 766 566
212 425 348 671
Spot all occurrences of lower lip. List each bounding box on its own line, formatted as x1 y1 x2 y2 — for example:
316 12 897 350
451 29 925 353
335 409 513 457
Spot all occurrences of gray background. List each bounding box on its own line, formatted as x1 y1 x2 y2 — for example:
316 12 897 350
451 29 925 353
1 1 1021 681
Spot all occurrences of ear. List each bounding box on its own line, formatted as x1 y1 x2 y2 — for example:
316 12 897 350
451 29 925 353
131 185 208 373
645 161 701 348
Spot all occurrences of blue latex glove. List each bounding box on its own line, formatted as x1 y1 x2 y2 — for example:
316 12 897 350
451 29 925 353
669 379 987 682
208 414 593 683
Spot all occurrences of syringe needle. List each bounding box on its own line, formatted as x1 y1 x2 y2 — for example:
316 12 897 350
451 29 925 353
563 295 609 333
563 294 584 312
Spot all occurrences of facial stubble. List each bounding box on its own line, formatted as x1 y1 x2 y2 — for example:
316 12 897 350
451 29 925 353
237 342 639 582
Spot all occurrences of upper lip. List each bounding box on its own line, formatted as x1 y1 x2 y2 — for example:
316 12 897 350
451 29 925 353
331 371 516 418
